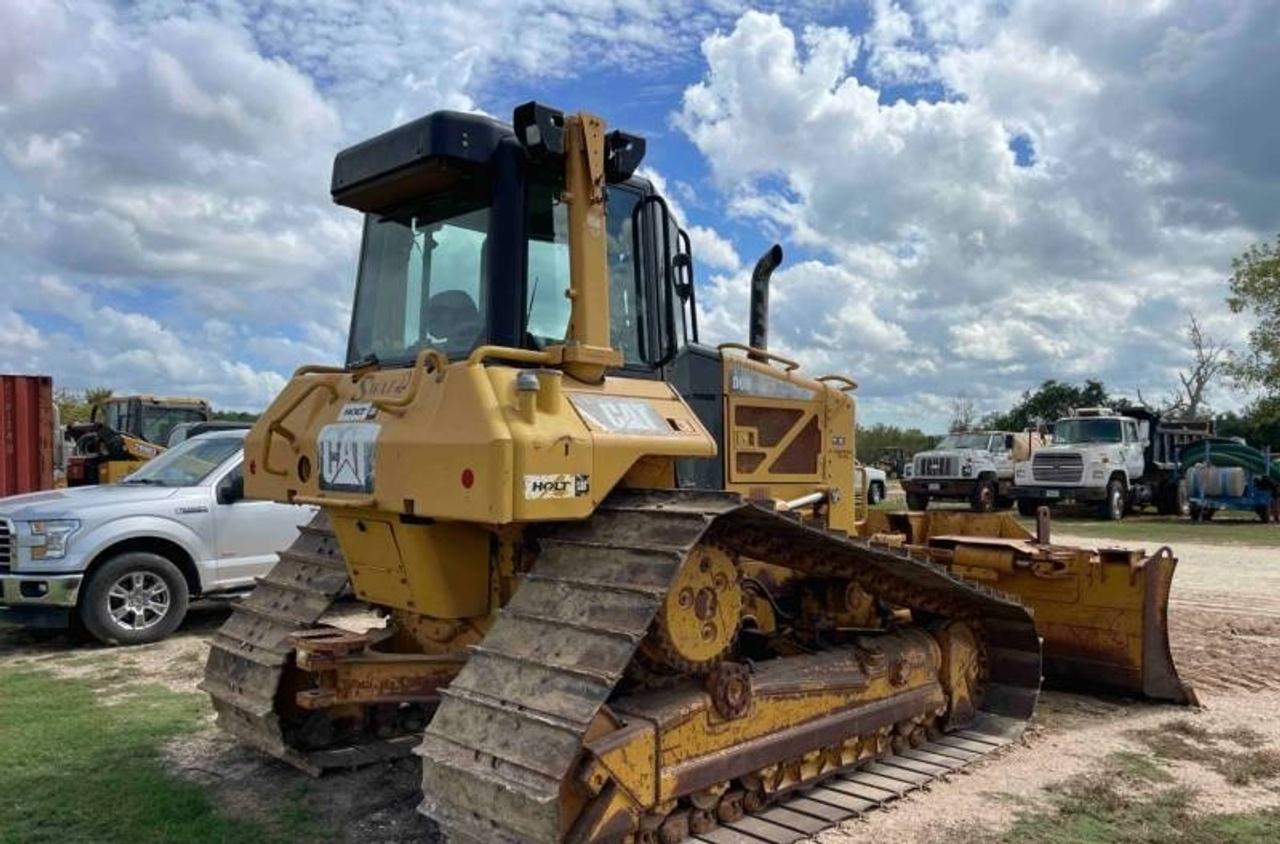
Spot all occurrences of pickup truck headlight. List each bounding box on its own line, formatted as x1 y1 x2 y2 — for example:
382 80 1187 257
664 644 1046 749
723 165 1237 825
961 462 973 477
1015 465 1028 479
28 519 80 560
903 464 913 479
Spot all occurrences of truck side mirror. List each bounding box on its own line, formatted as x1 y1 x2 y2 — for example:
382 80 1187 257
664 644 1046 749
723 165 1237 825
218 472 245 505
1004 434 1015 449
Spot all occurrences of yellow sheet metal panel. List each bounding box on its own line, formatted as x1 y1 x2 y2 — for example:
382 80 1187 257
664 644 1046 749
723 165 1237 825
332 513 490 618
822 384 856 532
246 357 715 525
720 351 856 528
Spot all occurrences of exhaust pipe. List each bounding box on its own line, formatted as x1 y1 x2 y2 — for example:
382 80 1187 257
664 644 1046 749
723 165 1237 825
748 244 784 362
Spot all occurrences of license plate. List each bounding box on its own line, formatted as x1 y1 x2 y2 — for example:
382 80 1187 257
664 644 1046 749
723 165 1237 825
1045 490 1060 498
928 483 941 491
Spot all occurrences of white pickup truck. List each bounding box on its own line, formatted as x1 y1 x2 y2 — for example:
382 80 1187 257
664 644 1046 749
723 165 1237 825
0 430 315 644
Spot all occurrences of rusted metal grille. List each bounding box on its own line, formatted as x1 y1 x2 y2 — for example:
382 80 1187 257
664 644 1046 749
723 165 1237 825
769 416 821 475
914 455 957 477
1032 453 1083 483
734 406 804 447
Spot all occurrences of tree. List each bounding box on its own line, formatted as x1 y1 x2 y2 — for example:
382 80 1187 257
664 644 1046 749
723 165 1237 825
1226 233 1280 398
1138 315 1229 418
211 410 259 422
53 386 113 425
84 387 113 408
855 423 937 464
983 379 1112 432
948 394 977 433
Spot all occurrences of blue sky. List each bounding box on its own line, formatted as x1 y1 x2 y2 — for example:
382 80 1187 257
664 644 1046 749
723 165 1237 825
2 1 1277 429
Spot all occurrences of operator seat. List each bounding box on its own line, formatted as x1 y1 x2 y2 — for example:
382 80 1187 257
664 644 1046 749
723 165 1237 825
424 289 482 349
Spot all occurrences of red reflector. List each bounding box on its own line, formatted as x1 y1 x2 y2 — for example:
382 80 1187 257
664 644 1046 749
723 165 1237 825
461 469 475 489
249 460 257 475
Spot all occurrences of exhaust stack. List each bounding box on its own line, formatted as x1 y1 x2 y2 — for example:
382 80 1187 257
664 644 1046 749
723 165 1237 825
748 243 784 362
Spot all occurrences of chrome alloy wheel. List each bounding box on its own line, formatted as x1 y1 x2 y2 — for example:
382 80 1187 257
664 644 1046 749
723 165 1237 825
106 571 171 632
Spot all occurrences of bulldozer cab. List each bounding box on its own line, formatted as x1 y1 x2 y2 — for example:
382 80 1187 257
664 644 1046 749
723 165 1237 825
343 113 696 380
333 103 854 525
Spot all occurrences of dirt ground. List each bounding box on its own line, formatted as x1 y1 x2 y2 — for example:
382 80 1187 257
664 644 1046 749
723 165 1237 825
3 531 1279 842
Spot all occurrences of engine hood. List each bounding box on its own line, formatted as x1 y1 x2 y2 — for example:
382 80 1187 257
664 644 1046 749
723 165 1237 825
915 448 988 461
0 484 183 521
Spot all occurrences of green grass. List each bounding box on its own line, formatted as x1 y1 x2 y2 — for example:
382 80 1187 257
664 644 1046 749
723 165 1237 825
1131 719 1280 788
940 749 1280 844
0 668 327 844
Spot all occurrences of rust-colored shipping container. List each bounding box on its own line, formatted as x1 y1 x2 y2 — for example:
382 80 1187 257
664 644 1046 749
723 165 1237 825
0 374 54 497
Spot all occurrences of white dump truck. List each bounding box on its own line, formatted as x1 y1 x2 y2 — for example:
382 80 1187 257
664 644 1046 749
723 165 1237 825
902 430 1039 512
1011 407 1207 520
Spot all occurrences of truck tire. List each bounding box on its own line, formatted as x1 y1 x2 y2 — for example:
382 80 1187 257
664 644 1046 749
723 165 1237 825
905 492 929 511
79 552 190 646
1100 478 1126 521
1016 498 1040 517
868 481 885 506
970 478 997 513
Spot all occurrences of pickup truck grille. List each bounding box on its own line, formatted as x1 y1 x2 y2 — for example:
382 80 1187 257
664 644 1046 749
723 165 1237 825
915 456 958 478
1032 453 1084 483
0 519 11 571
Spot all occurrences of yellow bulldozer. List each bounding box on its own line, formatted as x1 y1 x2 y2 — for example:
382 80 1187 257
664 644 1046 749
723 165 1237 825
203 103 1191 843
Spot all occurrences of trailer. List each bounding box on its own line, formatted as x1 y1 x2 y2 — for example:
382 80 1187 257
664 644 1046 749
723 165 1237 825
1180 439 1278 523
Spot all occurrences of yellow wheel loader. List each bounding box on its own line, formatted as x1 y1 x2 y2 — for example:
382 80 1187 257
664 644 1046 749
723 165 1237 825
65 395 211 485
203 103 1190 843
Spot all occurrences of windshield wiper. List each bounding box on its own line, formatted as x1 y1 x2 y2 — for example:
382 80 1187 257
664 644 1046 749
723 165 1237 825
121 478 166 485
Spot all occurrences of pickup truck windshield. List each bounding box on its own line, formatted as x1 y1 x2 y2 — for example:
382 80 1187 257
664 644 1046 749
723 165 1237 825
1054 418 1123 444
938 434 992 449
121 437 241 487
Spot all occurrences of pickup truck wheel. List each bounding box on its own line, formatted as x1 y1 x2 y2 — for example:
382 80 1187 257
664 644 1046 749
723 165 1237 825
79 552 190 646
906 492 929 511
970 479 997 513
1016 498 1040 517
1101 479 1126 521
868 481 885 505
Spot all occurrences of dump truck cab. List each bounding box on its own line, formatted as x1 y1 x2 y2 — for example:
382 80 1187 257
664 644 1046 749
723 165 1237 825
902 430 1037 512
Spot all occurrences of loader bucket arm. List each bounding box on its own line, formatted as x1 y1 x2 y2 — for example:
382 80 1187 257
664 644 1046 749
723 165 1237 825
861 510 1196 705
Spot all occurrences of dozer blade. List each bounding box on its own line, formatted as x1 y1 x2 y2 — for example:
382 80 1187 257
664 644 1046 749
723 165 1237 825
862 510 1197 705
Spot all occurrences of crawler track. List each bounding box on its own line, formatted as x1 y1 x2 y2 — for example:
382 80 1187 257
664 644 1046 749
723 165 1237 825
685 714 1021 844
416 489 1041 843
201 513 414 773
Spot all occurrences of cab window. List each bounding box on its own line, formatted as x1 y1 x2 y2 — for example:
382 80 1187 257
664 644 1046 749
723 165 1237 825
606 187 647 365
522 183 648 366
525 180 571 346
